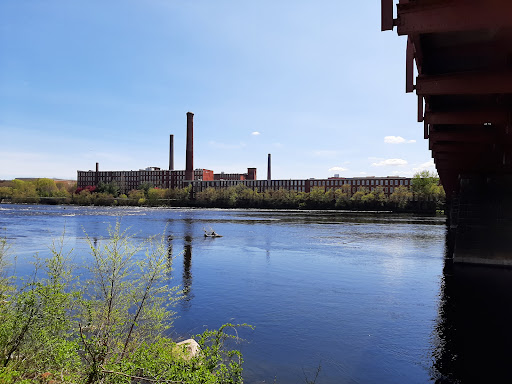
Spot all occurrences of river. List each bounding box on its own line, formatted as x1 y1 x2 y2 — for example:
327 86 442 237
1 204 511 383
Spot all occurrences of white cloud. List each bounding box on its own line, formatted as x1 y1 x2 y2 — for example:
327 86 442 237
251 131 261 136
412 159 436 173
384 136 416 144
372 158 408 167
359 171 367 175
329 166 348 172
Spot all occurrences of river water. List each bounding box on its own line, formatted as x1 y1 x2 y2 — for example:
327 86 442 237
1 204 512 383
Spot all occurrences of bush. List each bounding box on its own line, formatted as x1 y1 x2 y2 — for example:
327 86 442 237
0 225 248 383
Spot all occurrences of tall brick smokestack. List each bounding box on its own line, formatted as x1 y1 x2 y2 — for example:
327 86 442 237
267 154 271 181
169 134 174 171
185 112 194 181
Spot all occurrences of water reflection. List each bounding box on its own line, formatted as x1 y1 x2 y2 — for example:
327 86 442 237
165 220 195 311
432 230 512 382
181 218 194 310
182 242 193 309
166 235 173 273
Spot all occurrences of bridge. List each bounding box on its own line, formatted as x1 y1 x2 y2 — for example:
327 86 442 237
382 0 512 265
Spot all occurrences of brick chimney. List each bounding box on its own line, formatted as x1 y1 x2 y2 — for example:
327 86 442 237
185 112 194 181
169 134 174 171
267 154 271 181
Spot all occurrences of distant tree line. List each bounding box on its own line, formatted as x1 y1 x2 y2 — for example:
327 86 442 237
0 171 445 213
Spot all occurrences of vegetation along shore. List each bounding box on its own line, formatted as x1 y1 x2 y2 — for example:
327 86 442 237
0 171 444 213
0 223 250 383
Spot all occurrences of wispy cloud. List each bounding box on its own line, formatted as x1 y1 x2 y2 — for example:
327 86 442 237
384 136 416 144
372 158 408 167
329 166 348 172
251 131 261 136
412 159 436 172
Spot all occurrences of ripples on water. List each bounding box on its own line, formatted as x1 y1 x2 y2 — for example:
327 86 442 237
2 204 511 383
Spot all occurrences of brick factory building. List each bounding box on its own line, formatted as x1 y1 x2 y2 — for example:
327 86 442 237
77 168 411 197
77 167 214 193
76 112 412 197
214 168 257 181
191 176 411 197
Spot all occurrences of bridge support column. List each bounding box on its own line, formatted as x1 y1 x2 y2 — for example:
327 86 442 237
451 174 512 265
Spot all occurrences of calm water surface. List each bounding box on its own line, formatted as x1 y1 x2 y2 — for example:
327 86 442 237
2 204 511 383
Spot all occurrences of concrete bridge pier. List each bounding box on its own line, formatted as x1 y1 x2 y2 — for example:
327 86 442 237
451 174 512 265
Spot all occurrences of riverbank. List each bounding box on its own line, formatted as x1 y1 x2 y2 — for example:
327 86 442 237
1 195 444 214
0 176 446 214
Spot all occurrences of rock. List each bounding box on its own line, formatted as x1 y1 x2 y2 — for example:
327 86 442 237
174 339 201 361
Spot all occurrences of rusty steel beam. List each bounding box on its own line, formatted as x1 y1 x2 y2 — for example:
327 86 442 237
381 0 394 31
406 36 415 93
417 95 423 122
434 153 497 168
416 71 512 96
425 109 510 125
431 142 490 154
396 1 512 36
429 131 495 144
433 152 482 163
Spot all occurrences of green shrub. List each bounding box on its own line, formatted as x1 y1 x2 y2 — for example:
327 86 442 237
0 226 248 383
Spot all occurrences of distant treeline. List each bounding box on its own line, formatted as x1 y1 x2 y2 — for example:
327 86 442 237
0 171 445 213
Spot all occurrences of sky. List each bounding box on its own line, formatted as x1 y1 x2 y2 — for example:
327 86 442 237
0 1 436 181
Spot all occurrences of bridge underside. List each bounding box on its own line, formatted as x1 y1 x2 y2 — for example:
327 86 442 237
383 0 512 264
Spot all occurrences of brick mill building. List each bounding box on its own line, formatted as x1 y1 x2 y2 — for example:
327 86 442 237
77 112 412 196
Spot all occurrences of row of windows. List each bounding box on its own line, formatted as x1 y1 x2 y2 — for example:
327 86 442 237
80 172 410 186
313 179 410 187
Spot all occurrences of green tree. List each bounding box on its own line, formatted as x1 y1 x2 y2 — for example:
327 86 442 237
79 223 181 383
365 186 387 207
196 187 219 207
36 178 58 197
166 186 191 206
389 185 412 209
97 181 121 198
351 187 369 202
138 182 154 196
308 187 330 209
11 179 39 203
0 186 13 199
411 171 439 198
334 185 351 208
128 189 145 202
74 189 94 205
147 188 166 205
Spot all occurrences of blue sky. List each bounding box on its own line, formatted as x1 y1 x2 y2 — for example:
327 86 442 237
0 1 435 181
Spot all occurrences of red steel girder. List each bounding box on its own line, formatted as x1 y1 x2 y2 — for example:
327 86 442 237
425 109 510 125
432 141 489 151
396 1 512 36
381 0 394 31
416 71 512 96
429 130 495 145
